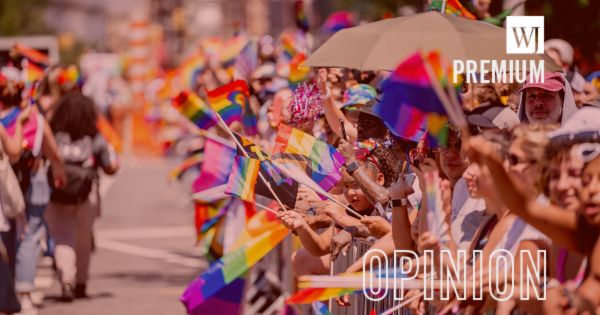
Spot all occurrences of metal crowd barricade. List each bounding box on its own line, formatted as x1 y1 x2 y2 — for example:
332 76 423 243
331 238 413 315
243 236 295 315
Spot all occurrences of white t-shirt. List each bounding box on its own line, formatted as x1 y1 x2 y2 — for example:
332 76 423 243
450 178 488 252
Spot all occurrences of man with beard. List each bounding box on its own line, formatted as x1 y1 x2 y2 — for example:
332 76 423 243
517 72 578 125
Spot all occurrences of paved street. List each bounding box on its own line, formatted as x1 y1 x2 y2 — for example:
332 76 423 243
37 156 206 315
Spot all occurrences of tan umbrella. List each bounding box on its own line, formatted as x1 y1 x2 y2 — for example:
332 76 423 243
305 11 559 72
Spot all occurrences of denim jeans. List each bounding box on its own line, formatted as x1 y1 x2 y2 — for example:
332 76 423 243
15 204 46 293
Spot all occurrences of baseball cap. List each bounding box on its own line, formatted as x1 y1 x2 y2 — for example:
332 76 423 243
467 103 520 130
548 106 600 146
517 72 565 94
341 84 377 109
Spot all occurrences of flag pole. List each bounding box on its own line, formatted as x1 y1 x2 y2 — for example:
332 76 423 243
272 162 364 219
421 52 468 134
254 202 281 215
441 0 447 14
212 111 289 212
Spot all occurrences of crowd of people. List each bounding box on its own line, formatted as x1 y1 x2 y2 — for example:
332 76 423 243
2 6 600 315
0 58 119 315
174 34 600 314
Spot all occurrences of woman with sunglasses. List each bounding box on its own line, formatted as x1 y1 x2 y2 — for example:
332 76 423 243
466 126 600 313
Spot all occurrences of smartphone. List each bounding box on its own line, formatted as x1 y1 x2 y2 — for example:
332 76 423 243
339 118 347 140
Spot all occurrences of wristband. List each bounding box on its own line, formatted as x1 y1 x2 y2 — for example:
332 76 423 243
345 161 360 175
391 198 409 208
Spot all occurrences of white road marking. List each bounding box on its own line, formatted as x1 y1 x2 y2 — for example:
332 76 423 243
95 237 206 269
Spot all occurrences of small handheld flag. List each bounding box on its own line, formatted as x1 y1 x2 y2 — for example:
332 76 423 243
225 156 261 202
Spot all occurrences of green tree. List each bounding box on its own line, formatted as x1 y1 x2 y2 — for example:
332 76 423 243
0 0 50 36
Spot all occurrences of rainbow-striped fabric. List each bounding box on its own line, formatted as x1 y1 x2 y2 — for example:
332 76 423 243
192 138 237 193
322 11 355 33
169 154 203 180
180 54 205 89
180 211 289 313
429 0 477 20
272 125 345 192
13 43 49 67
225 156 260 202
288 53 310 88
173 91 217 130
287 288 356 304
207 80 247 126
373 52 450 147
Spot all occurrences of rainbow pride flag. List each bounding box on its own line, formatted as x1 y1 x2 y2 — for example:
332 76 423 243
429 0 476 20
193 138 236 193
322 11 355 33
187 278 245 315
13 43 49 67
234 40 258 81
207 80 247 126
288 53 310 88
180 211 289 313
234 133 299 208
286 288 356 304
169 153 203 180
220 35 249 68
280 31 298 61
273 125 345 192
180 54 205 89
225 156 260 202
373 52 450 147
23 61 44 85
57 65 81 88
295 0 309 32
172 90 217 130
195 199 228 240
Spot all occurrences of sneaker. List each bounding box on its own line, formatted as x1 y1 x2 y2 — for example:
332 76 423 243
74 283 88 299
61 284 74 302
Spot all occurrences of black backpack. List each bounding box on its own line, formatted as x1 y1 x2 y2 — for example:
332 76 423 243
50 133 97 204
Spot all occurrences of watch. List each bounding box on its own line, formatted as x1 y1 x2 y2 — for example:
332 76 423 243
391 198 409 208
345 161 360 175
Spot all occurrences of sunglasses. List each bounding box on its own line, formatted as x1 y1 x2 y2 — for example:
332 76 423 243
509 153 536 166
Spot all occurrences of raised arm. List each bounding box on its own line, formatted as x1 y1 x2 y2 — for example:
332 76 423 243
317 69 357 142
278 210 334 257
467 137 582 251
337 139 390 205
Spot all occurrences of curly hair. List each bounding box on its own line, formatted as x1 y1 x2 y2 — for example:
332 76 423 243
50 91 98 141
371 145 400 187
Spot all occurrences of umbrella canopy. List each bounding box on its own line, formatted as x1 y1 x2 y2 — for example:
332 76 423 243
306 11 559 72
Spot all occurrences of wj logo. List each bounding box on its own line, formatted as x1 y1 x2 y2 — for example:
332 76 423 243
506 16 544 54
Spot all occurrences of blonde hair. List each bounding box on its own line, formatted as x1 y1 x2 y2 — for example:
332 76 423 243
511 124 558 162
511 123 558 191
